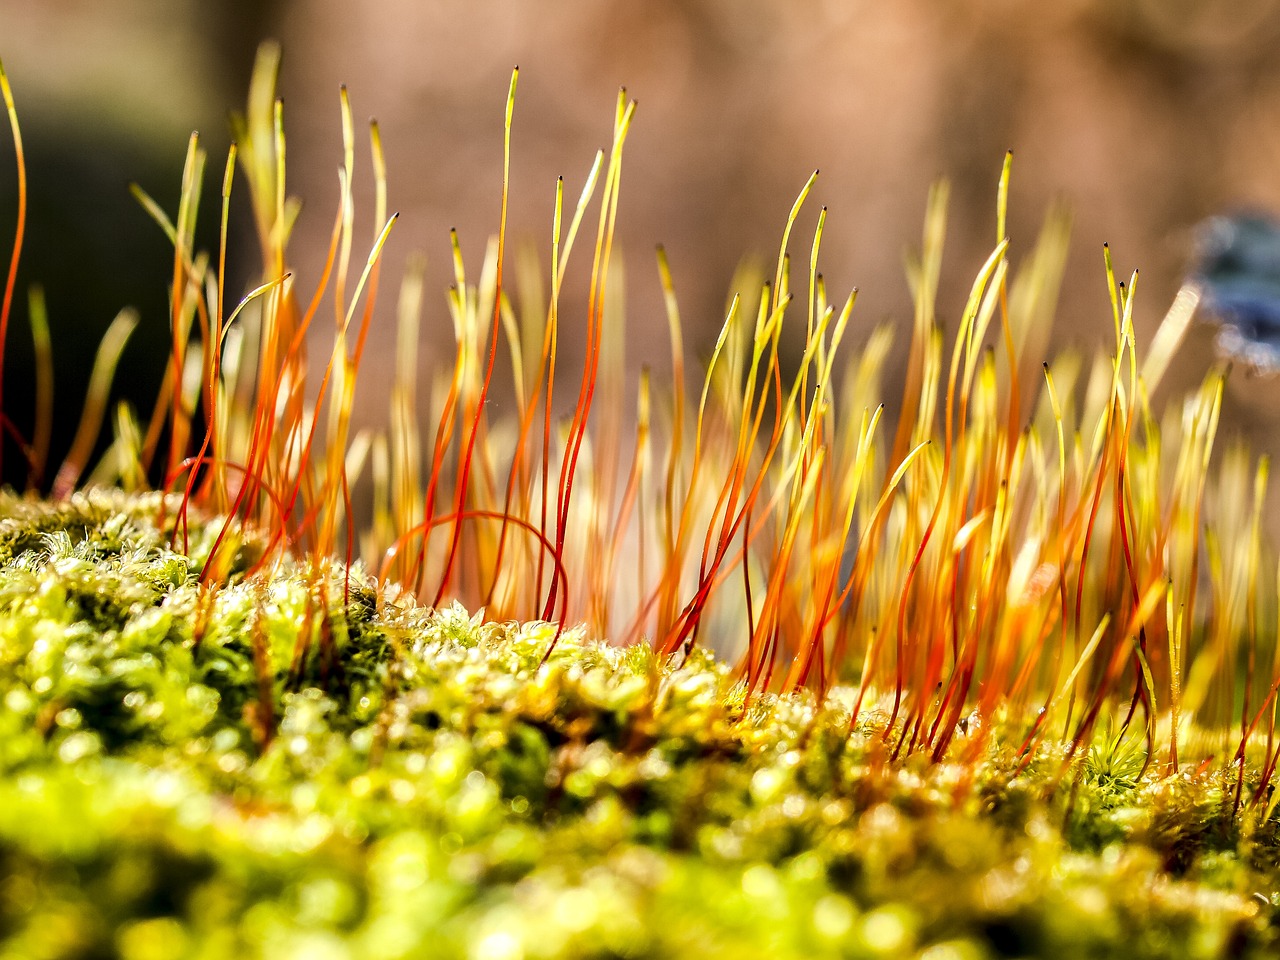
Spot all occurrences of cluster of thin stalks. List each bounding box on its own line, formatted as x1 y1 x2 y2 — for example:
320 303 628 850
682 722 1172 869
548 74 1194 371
3 45 1280 810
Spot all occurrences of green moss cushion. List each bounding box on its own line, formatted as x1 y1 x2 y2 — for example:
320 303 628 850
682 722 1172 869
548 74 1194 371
0 490 1276 959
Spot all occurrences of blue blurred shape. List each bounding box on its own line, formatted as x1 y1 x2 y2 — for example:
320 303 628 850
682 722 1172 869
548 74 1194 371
1193 213 1280 372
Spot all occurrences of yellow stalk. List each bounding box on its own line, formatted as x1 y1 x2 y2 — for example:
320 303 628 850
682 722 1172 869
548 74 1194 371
52 309 139 499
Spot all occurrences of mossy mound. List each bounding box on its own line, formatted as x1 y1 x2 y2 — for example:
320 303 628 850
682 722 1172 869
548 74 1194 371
0 490 1277 959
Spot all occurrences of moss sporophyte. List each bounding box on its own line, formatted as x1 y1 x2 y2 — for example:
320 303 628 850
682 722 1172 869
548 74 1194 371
1 41 1279 960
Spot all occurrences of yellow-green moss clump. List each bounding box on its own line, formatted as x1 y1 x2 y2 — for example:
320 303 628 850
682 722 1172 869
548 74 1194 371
0 489 1274 960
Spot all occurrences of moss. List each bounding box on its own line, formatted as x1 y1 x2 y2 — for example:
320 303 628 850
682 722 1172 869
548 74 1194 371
0 491 1276 958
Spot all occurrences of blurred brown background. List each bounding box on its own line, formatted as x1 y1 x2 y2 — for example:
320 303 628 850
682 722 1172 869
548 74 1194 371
3 0 1280 488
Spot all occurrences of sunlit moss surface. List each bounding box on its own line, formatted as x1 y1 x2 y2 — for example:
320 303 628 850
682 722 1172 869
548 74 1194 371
0 490 1278 960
